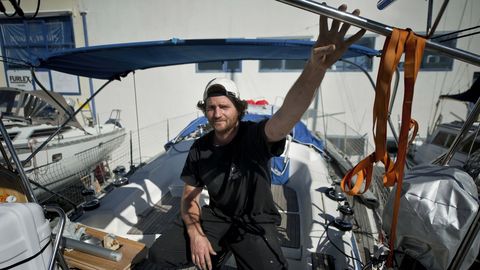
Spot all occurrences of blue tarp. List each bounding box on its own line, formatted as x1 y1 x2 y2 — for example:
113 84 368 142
30 38 380 80
166 114 324 153
166 113 324 185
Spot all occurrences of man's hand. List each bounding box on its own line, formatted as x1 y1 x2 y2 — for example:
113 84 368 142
181 184 217 270
190 233 217 270
311 4 366 69
264 4 366 142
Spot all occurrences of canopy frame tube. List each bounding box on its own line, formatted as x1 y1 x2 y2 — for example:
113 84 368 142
276 0 480 67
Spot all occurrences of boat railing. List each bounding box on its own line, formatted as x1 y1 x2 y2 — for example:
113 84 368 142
44 205 68 270
106 111 200 171
312 113 372 164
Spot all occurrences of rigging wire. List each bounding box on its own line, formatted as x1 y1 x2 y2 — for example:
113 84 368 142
466 124 480 160
132 71 142 165
325 220 365 268
442 13 480 97
427 1 478 132
430 25 480 40
444 0 470 95
437 31 480 43
319 85 328 156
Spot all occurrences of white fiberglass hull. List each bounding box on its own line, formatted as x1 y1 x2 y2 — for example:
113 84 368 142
9 124 126 200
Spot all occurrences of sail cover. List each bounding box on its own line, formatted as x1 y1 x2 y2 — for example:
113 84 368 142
30 38 380 80
383 165 480 270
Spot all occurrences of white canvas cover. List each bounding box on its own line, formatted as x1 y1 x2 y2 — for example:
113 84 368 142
382 164 480 270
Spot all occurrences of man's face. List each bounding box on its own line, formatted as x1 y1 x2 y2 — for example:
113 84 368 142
205 96 239 135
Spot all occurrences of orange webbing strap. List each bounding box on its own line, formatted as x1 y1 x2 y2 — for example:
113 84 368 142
339 28 425 266
385 30 425 267
341 28 408 196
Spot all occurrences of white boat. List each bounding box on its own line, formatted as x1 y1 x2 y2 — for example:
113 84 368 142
77 104 371 269
411 121 480 167
410 78 480 167
0 87 126 201
0 38 380 269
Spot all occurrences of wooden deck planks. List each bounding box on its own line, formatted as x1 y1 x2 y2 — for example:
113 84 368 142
128 192 180 235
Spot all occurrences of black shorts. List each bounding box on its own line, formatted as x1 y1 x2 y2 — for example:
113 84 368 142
147 206 287 270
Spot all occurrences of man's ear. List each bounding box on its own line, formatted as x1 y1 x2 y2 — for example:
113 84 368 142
197 100 206 113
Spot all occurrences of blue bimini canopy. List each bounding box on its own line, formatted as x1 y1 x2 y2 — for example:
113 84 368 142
31 38 380 80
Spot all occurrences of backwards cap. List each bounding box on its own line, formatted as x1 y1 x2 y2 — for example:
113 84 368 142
203 78 240 101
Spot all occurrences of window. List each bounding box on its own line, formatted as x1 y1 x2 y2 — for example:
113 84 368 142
330 36 375 72
431 131 456 147
0 15 79 94
259 36 311 72
259 59 307 71
197 60 241 73
399 32 456 71
474 72 480 82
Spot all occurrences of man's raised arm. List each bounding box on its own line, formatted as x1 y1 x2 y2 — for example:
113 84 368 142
265 4 366 142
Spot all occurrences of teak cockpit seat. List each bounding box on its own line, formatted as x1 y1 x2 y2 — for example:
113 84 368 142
0 166 28 203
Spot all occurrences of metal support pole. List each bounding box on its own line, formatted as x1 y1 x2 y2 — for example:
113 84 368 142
81 11 98 124
45 205 66 270
0 118 37 202
275 0 480 67
426 0 450 38
438 96 480 165
31 69 72 117
426 0 433 34
448 210 480 269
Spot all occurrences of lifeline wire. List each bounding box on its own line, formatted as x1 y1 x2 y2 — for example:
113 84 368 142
133 71 142 164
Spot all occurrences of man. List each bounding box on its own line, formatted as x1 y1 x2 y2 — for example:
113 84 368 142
148 4 365 270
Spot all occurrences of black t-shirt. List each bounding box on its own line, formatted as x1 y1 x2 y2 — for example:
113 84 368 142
181 119 286 224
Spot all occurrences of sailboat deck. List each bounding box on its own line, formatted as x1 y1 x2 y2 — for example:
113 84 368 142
128 184 300 249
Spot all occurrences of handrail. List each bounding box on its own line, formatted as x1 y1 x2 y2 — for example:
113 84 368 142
0 118 37 202
44 205 67 270
275 0 480 67
437 96 480 165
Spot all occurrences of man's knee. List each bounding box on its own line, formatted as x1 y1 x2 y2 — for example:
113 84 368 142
148 240 192 268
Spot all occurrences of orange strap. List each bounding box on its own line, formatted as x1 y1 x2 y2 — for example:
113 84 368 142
340 28 424 194
385 30 425 267
339 28 425 266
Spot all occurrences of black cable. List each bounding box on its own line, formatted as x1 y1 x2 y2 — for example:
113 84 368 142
431 25 480 40
25 0 41 20
361 260 373 270
8 0 24 17
0 0 41 20
0 0 17 17
325 220 365 268
0 238 52 270
438 31 480 43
